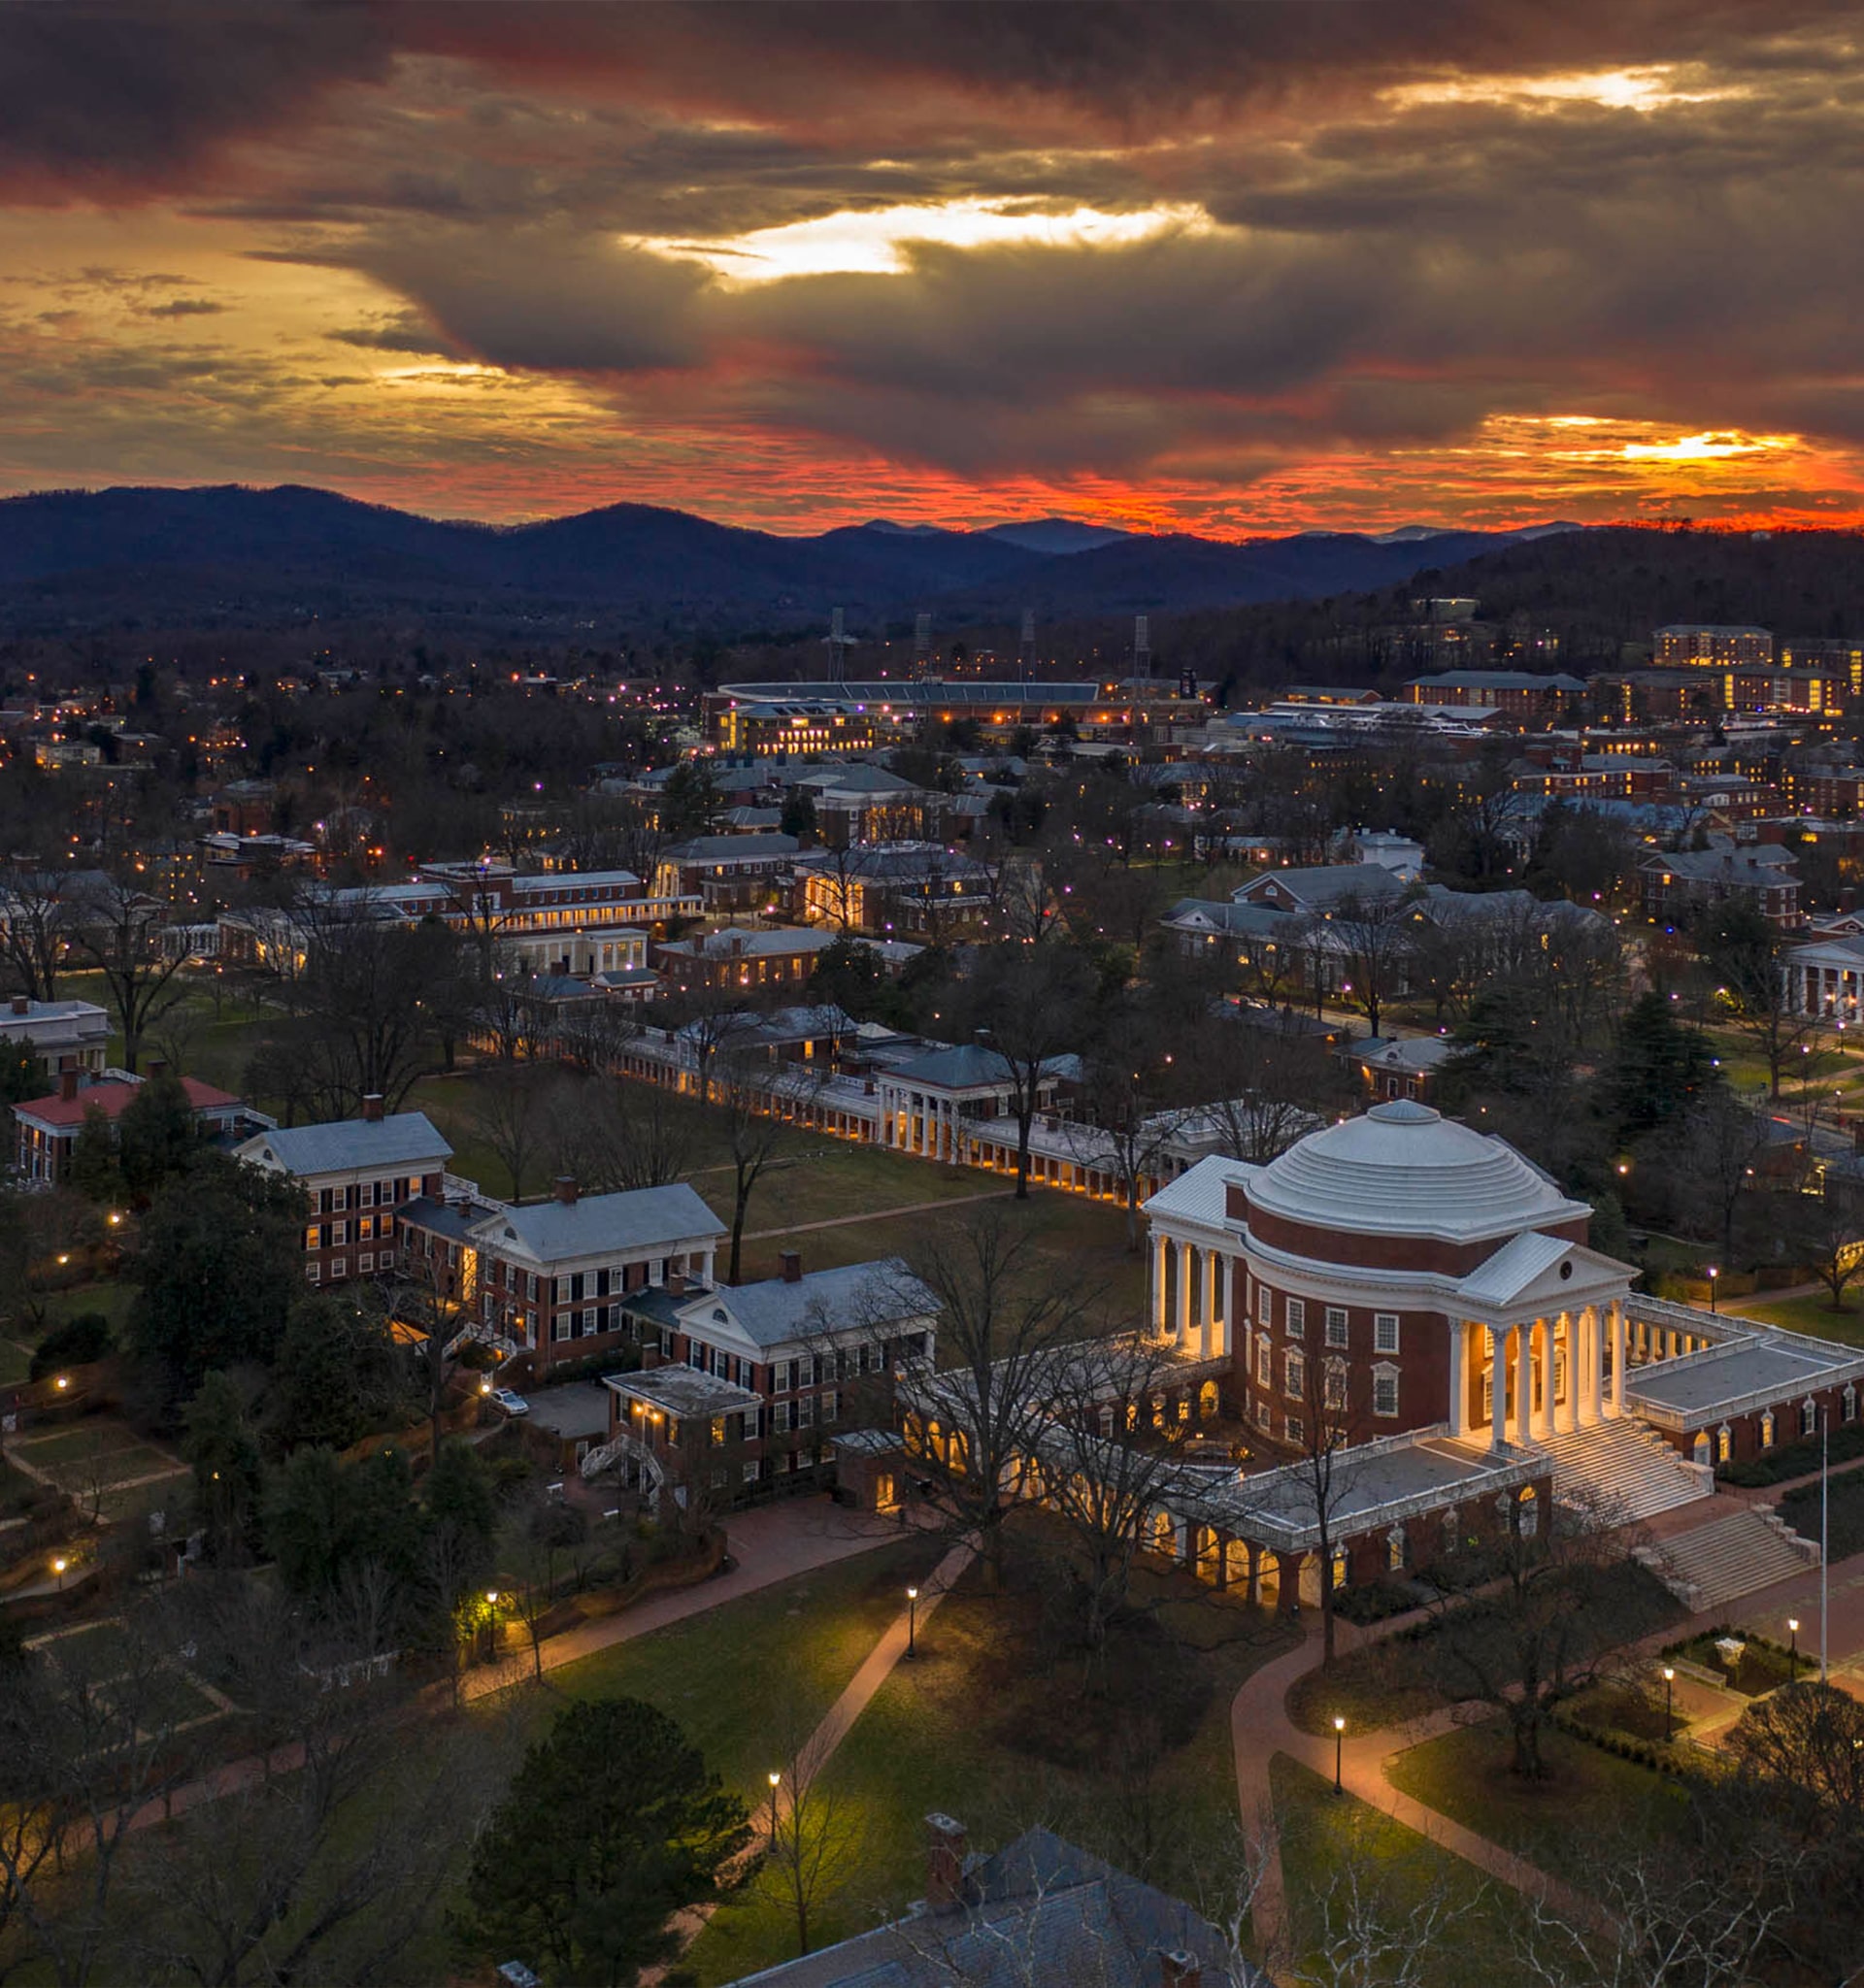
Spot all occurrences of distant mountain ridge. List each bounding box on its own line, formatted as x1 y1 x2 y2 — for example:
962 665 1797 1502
0 483 1580 638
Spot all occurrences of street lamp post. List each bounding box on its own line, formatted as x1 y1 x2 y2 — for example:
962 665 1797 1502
1708 1268 1719 1313
51 1556 67 1590
1788 1616 1800 1682
1333 1715 1346 1795
767 1770 782 1841
906 1586 918 1659
1662 1665 1676 1740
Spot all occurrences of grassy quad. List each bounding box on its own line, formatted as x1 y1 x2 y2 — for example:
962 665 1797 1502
1384 1718 1697 1880
1272 1753 1527 1988
1731 1289 1864 1347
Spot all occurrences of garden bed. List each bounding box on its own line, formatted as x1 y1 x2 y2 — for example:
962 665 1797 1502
1663 1628 1798 1697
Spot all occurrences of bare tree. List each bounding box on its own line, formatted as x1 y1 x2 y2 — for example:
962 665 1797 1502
756 1723 864 1962
1321 890 1416 1042
1418 1481 1641 1778
0 866 70 1000
1031 1334 1198 1655
1067 1001 1192 1251
963 943 1095 1199
716 1046 791 1284
471 1065 551 1203
69 873 187 1076
900 1208 1092 1589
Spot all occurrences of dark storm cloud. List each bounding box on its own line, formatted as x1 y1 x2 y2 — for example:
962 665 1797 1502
0 3 395 193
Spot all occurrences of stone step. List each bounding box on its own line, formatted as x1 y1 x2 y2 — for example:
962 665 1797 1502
1535 1417 1713 1524
1651 1506 1814 1613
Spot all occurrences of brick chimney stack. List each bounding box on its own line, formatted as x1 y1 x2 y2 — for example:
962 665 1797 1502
361 1093 384 1123
59 1068 79 1104
666 1270 686 1297
554 1176 580 1205
1158 1953 1202 1988
10 995 28 1016
780 1249 802 1283
145 1057 166 1078
924 1813 968 1911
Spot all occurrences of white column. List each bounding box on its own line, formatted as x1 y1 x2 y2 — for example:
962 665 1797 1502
1538 1317 1556 1441
1513 1324 1531 1445
1488 1329 1506 1452
1152 1236 1170 1336
1609 1302 1626 1417
1202 1250 1220 1359
1448 1319 1466 1439
1176 1242 1194 1349
1580 1308 1600 1424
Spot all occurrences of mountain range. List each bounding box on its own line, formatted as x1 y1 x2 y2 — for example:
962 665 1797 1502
0 484 1580 639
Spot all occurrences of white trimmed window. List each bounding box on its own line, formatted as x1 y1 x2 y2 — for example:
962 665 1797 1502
1324 1307 1348 1349
1372 1363 1400 1418
1801 1397 1818 1437
358 1252 374 1275
1285 1415 1305 1446
1286 1297 1306 1336
1253 1396 1273 1432
1374 1312 1400 1354
1284 1350 1306 1403
1386 1526 1406 1573
1255 1334 1273 1386
1845 1383 1858 1423
553 1314 571 1342
1324 1359 1348 1412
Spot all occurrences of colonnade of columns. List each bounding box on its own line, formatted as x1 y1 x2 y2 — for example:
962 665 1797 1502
1454 1301 1627 1449
1149 1234 1230 1360
1792 956 1863 1017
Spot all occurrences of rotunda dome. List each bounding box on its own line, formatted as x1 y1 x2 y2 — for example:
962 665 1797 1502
1246 1098 1585 1243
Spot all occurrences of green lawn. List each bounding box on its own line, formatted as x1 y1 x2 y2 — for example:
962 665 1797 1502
0 1339 29 1386
9 1421 149 1467
686 1535 1296 1985
34 1279 138 1338
1272 1753 1528 1988
1385 1718 1696 1880
1732 1290 1864 1347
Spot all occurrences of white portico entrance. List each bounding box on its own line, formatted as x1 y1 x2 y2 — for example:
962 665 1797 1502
1448 1232 1633 1447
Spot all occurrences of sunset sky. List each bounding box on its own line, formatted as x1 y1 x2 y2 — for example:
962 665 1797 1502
4 2 1864 536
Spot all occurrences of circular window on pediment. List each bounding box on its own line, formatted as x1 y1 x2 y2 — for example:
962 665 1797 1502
1559 1260 1573 1280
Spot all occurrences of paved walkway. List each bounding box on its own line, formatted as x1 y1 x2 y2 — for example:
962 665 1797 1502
465 1498 923 1700
129 1497 923 1831
741 1189 1014 1244
1234 1537 1864 1960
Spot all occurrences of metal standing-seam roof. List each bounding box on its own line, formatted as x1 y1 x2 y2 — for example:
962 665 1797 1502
478 1183 725 1263
238 1111 451 1177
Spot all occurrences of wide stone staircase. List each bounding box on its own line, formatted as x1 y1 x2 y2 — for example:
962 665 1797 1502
1642 1505 1817 1615
1535 1418 1713 1523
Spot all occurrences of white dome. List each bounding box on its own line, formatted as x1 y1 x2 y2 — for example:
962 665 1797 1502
1247 1099 1587 1244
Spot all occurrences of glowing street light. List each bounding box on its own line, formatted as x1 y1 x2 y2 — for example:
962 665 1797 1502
1661 1665 1676 1739
1788 1617 1800 1681
1333 1714 1347 1794
1708 1267 1719 1312
767 1769 782 1839
51 1556 67 1588
906 1585 919 1659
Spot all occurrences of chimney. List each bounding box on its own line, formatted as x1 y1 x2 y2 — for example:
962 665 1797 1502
145 1057 167 1078
361 1093 384 1123
9 995 27 1016
780 1249 802 1283
553 1175 580 1205
1158 1954 1201 1988
666 1269 686 1297
59 1068 79 1104
924 1813 968 1911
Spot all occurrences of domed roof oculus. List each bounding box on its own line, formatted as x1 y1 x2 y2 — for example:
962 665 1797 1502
1246 1100 1588 1244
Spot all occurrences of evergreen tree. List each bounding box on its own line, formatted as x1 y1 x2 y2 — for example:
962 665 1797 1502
66 1104 119 1203
454 1698 751 1987
183 1372 264 1565
0 1039 41 1107
127 1152 305 1409
1608 990 1719 1141
116 1068 201 1202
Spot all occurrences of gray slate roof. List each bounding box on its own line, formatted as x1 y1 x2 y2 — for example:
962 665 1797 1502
479 1183 725 1263
731 1826 1248 1987
690 1256 935 1349
239 1111 451 1177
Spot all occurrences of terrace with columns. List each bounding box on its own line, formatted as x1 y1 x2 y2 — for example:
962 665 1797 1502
1132 1100 1864 1599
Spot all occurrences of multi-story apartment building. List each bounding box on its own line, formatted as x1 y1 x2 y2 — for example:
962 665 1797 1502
652 833 802 912
398 1176 726 1379
594 1251 938 1504
1638 842 1801 928
1399 671 1585 721
235 1102 453 1284
1654 624 1774 668
15 1067 262 1185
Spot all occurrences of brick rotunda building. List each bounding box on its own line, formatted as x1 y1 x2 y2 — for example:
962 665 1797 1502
1150 1097 1643 1457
